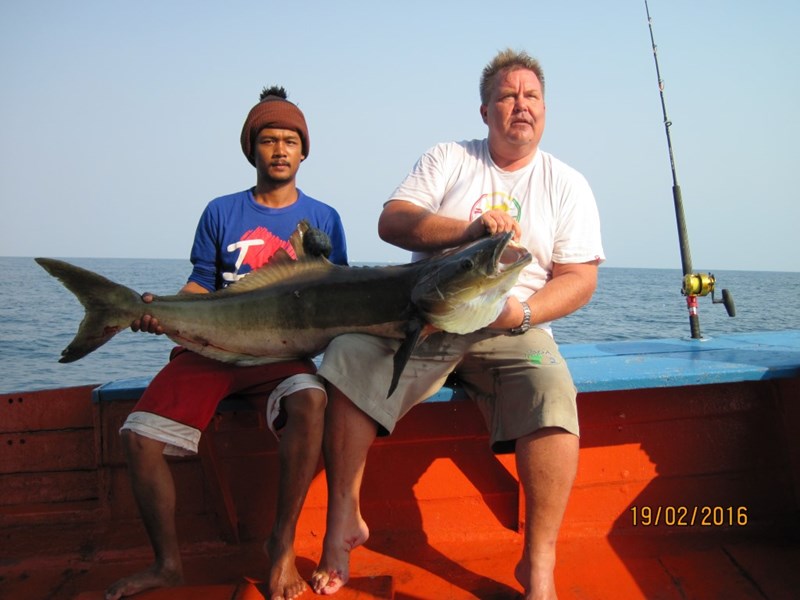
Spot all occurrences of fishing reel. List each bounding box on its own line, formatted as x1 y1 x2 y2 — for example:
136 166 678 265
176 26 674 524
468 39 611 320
682 272 736 317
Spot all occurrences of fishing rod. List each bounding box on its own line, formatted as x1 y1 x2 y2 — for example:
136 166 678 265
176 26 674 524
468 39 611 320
644 0 735 339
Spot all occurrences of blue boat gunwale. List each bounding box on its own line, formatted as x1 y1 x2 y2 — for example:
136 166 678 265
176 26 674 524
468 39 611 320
91 329 800 405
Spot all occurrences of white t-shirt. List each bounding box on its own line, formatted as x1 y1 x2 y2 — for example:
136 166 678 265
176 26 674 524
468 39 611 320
389 139 605 329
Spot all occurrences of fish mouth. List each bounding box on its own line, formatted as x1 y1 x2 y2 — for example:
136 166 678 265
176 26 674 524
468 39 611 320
492 232 532 275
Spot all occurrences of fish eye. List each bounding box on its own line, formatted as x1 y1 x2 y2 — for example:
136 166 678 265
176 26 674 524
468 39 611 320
460 258 475 271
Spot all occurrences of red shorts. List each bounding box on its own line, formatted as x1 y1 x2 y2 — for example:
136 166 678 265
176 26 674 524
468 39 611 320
123 347 318 455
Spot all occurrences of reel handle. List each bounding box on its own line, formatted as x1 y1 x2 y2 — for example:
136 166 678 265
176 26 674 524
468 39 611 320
713 288 736 317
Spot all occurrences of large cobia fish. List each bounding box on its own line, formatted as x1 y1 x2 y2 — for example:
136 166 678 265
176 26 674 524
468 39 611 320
36 222 532 395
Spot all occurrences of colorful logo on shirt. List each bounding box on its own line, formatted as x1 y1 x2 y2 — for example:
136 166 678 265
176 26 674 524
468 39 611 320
469 192 522 223
222 226 296 284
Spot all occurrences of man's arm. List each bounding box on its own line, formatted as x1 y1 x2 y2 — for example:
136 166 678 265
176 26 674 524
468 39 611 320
491 261 599 331
378 200 521 252
131 281 209 335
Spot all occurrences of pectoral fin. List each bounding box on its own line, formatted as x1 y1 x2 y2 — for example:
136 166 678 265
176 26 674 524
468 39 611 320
387 319 435 398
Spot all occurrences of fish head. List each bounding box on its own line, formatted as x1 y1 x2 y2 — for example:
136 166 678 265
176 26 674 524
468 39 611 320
411 232 532 334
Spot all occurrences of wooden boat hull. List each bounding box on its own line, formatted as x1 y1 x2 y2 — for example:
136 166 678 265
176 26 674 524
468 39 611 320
2 331 799 599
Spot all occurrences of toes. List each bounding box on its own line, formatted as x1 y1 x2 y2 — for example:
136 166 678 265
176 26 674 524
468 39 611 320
310 573 327 594
289 580 308 599
310 570 333 594
319 571 345 595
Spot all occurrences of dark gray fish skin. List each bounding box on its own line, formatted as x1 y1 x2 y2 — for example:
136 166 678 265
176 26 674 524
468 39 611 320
35 222 531 395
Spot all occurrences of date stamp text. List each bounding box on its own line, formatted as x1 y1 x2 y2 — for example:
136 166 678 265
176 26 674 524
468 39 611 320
630 505 748 527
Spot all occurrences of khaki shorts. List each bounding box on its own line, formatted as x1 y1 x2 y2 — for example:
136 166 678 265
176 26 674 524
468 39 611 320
319 328 578 453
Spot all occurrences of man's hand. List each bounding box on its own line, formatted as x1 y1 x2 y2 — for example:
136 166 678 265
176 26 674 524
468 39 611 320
489 296 528 331
131 293 164 335
467 209 522 242
131 282 208 334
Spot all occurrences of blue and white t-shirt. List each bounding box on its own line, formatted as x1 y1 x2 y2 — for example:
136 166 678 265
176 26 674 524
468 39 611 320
187 188 348 291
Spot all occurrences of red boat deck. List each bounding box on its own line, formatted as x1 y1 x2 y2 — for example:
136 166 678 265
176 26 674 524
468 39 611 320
2 331 800 599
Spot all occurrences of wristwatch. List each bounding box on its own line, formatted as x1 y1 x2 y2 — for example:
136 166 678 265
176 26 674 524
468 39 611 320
510 301 531 335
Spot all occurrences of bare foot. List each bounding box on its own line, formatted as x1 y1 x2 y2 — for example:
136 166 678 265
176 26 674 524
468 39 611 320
265 539 308 600
310 518 369 595
104 564 183 600
514 557 557 600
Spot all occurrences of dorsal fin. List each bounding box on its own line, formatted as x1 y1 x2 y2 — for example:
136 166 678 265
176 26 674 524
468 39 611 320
289 222 309 258
217 252 334 295
290 219 333 259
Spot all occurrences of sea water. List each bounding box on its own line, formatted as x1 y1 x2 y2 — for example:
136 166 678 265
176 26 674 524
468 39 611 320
1 256 799 393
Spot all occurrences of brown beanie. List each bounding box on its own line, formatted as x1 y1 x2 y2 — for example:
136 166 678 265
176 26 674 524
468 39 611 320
240 86 310 166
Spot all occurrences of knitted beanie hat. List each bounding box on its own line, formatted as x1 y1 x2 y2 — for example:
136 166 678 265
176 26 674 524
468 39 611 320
240 86 309 166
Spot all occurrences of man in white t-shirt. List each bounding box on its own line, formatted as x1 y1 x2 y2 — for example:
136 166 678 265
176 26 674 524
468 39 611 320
312 49 604 599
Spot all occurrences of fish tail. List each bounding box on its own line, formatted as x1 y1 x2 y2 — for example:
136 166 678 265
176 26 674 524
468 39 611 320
34 258 143 363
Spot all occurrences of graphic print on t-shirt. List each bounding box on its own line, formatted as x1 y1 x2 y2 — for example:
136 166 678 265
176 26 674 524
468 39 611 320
222 226 297 284
469 192 522 223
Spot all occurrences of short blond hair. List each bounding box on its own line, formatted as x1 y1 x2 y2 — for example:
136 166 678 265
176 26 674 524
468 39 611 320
480 49 545 104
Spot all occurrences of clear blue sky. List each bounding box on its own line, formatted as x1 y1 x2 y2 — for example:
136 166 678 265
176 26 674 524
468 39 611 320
1 0 798 271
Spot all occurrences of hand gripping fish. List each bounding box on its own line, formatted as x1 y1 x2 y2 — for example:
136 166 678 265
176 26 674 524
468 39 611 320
36 221 532 396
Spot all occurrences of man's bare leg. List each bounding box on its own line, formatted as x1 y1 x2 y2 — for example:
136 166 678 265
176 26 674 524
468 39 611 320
311 386 375 595
265 388 326 600
104 431 184 600
513 427 578 600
